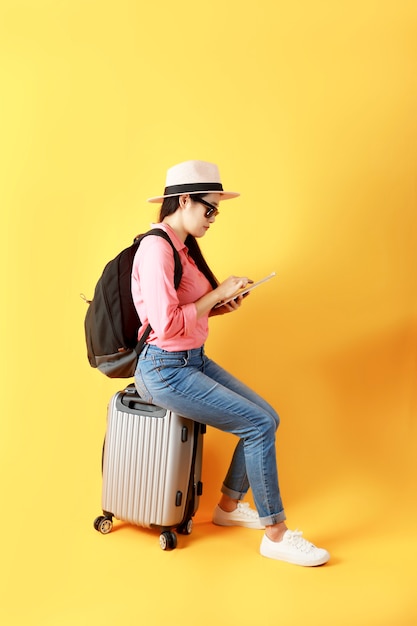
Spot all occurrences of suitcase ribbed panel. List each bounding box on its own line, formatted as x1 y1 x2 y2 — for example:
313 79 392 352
102 394 194 528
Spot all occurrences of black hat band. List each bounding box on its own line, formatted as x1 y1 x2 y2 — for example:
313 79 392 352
164 182 224 195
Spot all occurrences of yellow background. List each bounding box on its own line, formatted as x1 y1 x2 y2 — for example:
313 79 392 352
1 1 416 624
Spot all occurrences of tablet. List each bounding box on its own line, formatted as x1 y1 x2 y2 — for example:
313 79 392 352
214 272 276 308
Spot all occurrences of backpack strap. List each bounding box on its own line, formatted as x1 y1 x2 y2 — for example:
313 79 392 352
134 228 182 355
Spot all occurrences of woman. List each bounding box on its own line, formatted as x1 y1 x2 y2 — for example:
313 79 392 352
132 160 330 566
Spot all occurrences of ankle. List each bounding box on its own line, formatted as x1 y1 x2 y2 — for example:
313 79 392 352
218 495 239 513
265 522 288 542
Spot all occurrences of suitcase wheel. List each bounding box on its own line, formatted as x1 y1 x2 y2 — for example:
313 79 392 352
93 515 113 534
177 518 193 535
159 531 177 551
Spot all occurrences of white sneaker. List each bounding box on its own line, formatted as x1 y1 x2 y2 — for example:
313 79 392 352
260 530 330 566
213 502 265 529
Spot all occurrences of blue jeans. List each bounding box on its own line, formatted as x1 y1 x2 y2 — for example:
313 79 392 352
135 344 286 526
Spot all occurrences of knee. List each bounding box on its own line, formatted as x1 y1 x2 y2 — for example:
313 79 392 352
263 402 280 430
269 409 280 431
259 412 279 438
274 410 280 429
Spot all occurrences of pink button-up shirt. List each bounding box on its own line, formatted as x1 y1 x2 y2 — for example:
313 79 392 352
131 223 213 351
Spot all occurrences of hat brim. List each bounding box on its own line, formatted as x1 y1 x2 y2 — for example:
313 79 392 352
147 190 240 203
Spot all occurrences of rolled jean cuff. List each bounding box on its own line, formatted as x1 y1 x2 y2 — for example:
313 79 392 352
221 484 246 501
259 510 287 526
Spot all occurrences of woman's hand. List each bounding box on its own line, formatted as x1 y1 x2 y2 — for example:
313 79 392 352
209 293 248 316
215 275 252 304
195 275 252 319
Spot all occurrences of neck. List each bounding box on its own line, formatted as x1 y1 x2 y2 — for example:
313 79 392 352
162 215 187 242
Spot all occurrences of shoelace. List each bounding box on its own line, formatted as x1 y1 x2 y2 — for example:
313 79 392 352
236 502 260 519
285 530 316 553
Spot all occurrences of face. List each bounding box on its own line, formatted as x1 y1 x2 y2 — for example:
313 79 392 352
182 193 221 238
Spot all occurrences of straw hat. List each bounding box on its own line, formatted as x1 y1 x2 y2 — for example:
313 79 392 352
147 160 240 203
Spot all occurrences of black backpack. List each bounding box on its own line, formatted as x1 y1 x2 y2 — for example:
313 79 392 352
83 228 182 378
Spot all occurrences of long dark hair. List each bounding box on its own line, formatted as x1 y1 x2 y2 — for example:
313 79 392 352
159 195 218 289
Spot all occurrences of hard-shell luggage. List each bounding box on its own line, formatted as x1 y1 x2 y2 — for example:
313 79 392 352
93 385 205 550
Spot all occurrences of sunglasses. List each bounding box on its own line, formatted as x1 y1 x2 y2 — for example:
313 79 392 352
193 196 220 218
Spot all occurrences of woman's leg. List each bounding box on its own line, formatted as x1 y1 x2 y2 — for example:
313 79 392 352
202 356 279 513
135 345 330 566
136 345 285 526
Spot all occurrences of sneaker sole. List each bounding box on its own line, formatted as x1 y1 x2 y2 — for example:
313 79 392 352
260 546 330 566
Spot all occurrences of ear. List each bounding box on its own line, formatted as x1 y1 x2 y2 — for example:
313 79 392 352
178 194 190 209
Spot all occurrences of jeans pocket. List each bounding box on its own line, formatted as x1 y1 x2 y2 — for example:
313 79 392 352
154 355 188 370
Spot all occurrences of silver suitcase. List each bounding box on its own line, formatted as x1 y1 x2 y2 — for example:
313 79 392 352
93 385 204 550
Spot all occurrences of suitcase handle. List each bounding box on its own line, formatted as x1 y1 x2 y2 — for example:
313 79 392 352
116 392 167 417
